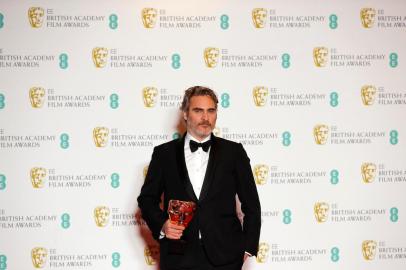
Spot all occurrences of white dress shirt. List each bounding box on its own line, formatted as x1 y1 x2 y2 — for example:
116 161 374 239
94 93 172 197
184 133 211 199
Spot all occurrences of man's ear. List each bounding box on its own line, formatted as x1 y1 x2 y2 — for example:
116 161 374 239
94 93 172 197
183 111 187 121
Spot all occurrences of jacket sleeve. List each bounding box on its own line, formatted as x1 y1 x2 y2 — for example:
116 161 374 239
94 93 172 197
137 147 167 240
234 143 261 256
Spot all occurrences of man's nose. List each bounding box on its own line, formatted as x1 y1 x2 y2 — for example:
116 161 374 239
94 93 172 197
202 111 208 120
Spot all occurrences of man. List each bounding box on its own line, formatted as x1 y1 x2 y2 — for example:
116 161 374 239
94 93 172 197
138 86 261 270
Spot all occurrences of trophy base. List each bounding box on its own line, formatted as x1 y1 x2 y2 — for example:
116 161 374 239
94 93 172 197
168 239 187 255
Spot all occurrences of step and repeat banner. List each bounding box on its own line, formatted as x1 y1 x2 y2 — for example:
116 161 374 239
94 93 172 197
1 0 406 269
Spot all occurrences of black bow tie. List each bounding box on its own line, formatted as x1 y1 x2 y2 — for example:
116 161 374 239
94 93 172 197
190 140 211 153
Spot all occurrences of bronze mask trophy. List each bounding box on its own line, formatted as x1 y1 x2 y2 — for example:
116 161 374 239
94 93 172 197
167 199 196 254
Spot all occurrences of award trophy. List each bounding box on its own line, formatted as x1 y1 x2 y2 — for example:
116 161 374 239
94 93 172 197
167 199 196 254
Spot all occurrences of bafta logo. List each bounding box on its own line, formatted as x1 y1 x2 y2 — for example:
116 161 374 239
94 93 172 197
31 247 48 268
313 47 329 67
29 87 46 108
360 8 376 28
28 7 45 28
30 167 47 188
93 127 109 147
253 164 269 185
313 124 329 145
142 87 158 107
144 244 159 265
361 163 377 183
94 206 110 227
362 240 377 260
143 165 149 179
253 86 269 107
213 127 222 138
204 47 220 68
314 202 329 223
141 8 158 28
361 85 377 106
92 47 108 68
256 242 269 263
252 8 267 28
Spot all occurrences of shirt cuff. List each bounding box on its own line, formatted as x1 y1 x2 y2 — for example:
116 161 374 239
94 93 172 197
159 229 165 239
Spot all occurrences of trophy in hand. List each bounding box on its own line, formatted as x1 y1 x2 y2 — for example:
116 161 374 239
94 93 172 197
167 200 196 254
168 200 196 227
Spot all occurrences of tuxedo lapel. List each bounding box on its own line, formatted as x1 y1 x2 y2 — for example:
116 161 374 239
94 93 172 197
199 134 219 202
175 135 198 202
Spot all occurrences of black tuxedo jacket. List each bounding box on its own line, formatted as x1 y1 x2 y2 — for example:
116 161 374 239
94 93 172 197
137 134 261 268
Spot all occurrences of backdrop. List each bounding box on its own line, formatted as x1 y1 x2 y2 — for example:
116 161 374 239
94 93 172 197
1 0 406 269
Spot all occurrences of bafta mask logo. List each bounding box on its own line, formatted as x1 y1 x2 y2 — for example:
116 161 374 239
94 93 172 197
141 8 158 28
361 163 377 183
29 87 46 108
361 85 377 106
93 127 109 147
30 167 47 188
143 165 149 179
256 242 270 263
253 164 269 185
252 8 267 28
31 247 48 268
28 7 45 28
213 127 222 138
253 86 269 107
362 240 377 260
314 202 330 223
94 206 110 227
204 47 220 68
144 244 159 265
313 124 329 145
313 47 329 67
92 47 108 68
142 87 158 107
360 8 376 28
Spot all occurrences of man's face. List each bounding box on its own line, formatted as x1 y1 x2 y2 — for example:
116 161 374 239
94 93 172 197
184 95 217 141
204 48 219 68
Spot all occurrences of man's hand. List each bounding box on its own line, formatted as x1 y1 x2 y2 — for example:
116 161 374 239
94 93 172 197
162 219 185 239
243 253 250 262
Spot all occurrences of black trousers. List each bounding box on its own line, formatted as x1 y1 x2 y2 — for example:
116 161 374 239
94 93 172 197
163 240 244 270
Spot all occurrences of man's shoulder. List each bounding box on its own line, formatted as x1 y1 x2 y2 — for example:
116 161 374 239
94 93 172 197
153 138 181 152
214 136 242 149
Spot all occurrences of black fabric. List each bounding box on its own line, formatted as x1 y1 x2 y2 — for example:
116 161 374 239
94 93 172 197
138 134 261 269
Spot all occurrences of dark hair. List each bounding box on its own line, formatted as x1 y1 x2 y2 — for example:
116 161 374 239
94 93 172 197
180 86 218 112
